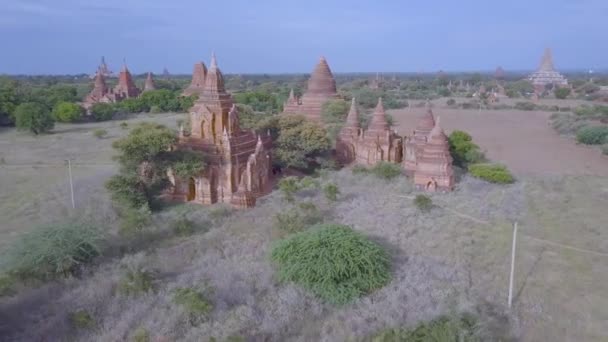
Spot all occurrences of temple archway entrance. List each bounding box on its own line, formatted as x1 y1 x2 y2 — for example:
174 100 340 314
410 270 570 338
426 180 437 192
187 177 196 201
200 120 205 139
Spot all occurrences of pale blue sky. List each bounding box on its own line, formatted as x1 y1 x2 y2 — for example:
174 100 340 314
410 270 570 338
1 0 606 74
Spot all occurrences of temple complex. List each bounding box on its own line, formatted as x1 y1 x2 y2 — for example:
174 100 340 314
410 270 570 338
528 48 568 91
167 54 272 208
412 118 455 192
282 56 339 122
143 72 156 92
182 62 208 97
83 71 114 110
335 98 403 166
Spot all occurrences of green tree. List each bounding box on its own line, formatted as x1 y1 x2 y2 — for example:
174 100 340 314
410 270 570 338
233 91 281 114
321 99 350 125
14 102 54 134
448 130 484 167
0 77 20 124
139 90 179 112
52 101 83 122
118 98 149 113
112 122 177 167
90 103 116 121
273 115 331 171
554 87 571 99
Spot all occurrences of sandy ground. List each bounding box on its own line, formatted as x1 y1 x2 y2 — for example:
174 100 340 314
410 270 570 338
390 103 608 176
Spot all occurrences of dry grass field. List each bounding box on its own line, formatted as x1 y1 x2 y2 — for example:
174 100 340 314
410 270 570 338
0 107 607 341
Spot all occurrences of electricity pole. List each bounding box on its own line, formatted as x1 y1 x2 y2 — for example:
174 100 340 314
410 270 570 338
508 221 518 309
65 159 75 209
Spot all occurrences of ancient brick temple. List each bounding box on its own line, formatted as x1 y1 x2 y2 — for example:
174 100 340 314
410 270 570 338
143 72 156 92
403 104 436 176
282 56 339 121
528 48 568 92
112 64 141 101
83 71 114 110
412 118 455 192
167 54 272 208
182 62 208 97
336 97 403 166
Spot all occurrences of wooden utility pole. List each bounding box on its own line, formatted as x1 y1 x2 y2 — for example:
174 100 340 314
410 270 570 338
508 221 518 309
66 159 75 209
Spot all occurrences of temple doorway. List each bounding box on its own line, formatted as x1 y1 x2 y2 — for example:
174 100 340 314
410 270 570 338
426 180 437 192
200 120 205 139
211 113 216 143
187 177 196 201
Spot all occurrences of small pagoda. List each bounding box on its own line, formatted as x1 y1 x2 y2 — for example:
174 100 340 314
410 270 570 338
182 62 208 97
167 54 273 208
282 56 339 122
403 104 436 176
143 72 156 92
528 48 568 91
412 118 455 192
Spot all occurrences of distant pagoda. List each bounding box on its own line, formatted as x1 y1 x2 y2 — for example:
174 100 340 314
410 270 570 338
182 62 208 97
282 56 339 122
143 72 156 92
528 48 568 90
112 63 141 101
89 56 113 79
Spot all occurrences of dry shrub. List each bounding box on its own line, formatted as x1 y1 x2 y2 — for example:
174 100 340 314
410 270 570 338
469 164 514 184
1 221 104 280
413 194 433 213
69 310 95 330
172 285 214 324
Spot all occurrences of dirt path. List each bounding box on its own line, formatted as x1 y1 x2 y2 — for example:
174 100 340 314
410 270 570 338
390 108 608 176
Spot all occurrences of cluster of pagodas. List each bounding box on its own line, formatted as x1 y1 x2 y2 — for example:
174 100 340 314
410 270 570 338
83 59 158 110
284 56 455 192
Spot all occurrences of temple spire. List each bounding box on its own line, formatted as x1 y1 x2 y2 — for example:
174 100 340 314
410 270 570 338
210 52 218 69
539 48 555 71
345 97 360 128
368 97 389 131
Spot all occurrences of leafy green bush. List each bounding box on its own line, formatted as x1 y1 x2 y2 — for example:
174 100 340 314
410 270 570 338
118 268 155 296
278 176 301 202
171 218 210 236
172 286 214 322
352 165 369 175
0 275 16 297
69 310 95 330
271 224 391 304
576 126 608 145
119 98 149 113
90 103 116 121
272 115 332 171
149 105 162 113
14 102 54 135
469 163 514 184
208 205 233 221
273 202 323 234
120 121 129 129
413 194 433 212
514 102 536 111
323 183 340 202
371 162 402 180
119 206 152 235
371 313 479 342
131 327 151 342
554 87 571 99
321 99 350 125
448 130 485 167
52 101 83 122
169 150 206 179
105 173 150 210
93 128 108 139
2 222 104 280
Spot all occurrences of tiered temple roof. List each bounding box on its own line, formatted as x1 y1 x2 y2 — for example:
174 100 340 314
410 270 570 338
143 72 156 92
335 97 402 166
83 71 113 109
282 56 339 122
169 54 272 208
528 48 568 88
182 62 208 97
113 63 140 101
